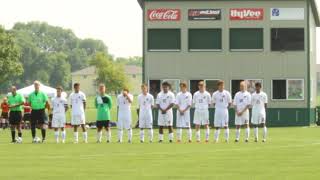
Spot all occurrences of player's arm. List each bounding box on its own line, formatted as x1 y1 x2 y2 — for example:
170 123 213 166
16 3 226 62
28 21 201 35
125 94 133 103
83 94 87 110
108 96 112 109
164 103 174 112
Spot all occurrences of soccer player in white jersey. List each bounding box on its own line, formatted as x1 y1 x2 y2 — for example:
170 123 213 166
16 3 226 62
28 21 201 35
212 81 232 143
234 81 252 143
138 84 154 143
117 88 133 143
175 82 192 143
193 81 211 143
69 83 87 143
251 82 268 142
156 82 175 143
51 86 68 143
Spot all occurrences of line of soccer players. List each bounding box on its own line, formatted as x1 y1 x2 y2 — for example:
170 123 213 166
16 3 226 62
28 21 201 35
4 79 268 144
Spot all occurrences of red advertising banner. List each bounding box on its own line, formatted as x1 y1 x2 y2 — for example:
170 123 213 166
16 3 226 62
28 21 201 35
230 8 264 20
147 9 181 21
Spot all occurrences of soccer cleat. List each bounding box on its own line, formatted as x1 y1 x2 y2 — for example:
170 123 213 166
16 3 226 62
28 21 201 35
140 140 144 143
214 139 219 143
262 139 266 143
235 139 239 143
149 140 153 143
61 140 65 144
225 140 229 143
196 140 201 143
254 138 258 142
205 140 209 143
73 141 79 144
177 140 181 143
41 139 46 144
10 140 16 144
169 140 173 143
96 140 101 143
188 140 192 143
158 140 163 143
84 140 88 144
106 140 110 143
245 139 249 143
128 140 132 144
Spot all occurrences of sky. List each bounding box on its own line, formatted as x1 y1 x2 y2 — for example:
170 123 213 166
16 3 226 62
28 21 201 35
0 0 319 61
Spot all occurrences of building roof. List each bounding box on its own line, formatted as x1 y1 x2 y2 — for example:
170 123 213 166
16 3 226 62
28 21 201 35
71 65 142 76
137 0 320 26
71 66 96 76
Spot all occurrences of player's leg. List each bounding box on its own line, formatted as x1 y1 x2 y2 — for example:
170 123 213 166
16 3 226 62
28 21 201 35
245 123 250 143
159 126 164 143
54 128 59 143
261 123 267 142
127 128 133 143
235 125 241 142
73 125 79 143
10 124 16 143
253 124 259 142
176 127 182 143
148 128 154 143
168 126 173 143
96 122 103 143
195 124 201 142
105 120 111 143
205 124 210 143
16 113 23 142
40 123 48 143
61 127 66 143
140 128 145 143
224 126 229 142
30 111 37 141
81 124 88 143
214 127 220 143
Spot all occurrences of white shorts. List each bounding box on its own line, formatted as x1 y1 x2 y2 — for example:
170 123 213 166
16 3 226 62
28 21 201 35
176 110 191 128
235 110 250 126
193 109 209 125
139 109 153 129
251 111 266 125
158 110 173 126
118 110 132 129
214 108 229 128
51 113 66 128
71 114 85 125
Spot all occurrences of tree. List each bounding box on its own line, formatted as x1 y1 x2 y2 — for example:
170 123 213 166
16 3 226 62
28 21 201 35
115 56 142 67
90 52 129 93
0 27 23 85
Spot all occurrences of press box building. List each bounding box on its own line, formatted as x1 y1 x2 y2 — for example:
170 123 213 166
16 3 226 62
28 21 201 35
137 0 320 126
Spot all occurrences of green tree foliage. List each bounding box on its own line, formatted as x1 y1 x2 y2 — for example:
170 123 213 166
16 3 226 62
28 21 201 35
0 26 23 85
90 52 129 93
115 56 142 67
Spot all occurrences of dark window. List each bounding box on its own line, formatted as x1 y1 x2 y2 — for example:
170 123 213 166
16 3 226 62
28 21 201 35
149 80 161 98
272 80 287 99
205 80 219 95
230 28 263 50
231 80 244 98
189 29 222 51
190 80 203 95
148 29 181 51
271 28 304 51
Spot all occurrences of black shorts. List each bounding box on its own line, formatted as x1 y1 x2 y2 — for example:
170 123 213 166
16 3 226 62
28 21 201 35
31 109 47 125
1 112 9 119
96 120 110 129
23 113 31 121
9 111 22 125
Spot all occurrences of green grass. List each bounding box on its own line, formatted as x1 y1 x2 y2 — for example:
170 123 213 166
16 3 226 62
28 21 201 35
0 127 320 180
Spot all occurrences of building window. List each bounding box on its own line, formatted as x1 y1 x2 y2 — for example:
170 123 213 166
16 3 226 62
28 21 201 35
231 79 263 98
149 80 161 98
162 79 180 95
272 79 304 100
148 29 181 51
188 29 222 51
190 80 203 95
230 28 263 51
205 79 220 95
271 28 304 51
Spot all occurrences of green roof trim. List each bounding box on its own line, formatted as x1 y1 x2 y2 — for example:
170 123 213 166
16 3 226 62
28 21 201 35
137 0 320 26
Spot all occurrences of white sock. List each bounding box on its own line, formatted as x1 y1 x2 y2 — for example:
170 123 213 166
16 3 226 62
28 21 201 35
74 132 79 142
97 131 102 142
214 129 220 142
128 129 133 142
254 127 259 140
118 129 123 142
196 130 200 141
169 133 174 141
187 128 192 141
159 134 164 141
83 132 88 142
61 130 66 141
225 128 229 141
54 131 59 142
149 129 153 142
106 130 111 142
177 128 182 141
235 129 240 140
245 127 250 140
140 129 145 142
263 126 267 140
205 128 210 141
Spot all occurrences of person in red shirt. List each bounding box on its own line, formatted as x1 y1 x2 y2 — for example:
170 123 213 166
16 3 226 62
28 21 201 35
1 97 10 129
23 97 32 129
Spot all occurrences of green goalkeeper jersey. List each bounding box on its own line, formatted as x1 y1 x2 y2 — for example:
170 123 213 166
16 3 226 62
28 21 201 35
95 94 112 121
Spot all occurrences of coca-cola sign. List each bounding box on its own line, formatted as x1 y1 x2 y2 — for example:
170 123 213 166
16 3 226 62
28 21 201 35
147 9 181 21
230 8 264 20
188 9 221 20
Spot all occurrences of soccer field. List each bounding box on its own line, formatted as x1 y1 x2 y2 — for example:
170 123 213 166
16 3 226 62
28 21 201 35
0 127 319 180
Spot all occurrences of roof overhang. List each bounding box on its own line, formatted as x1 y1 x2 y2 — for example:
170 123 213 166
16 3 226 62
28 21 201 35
137 0 320 27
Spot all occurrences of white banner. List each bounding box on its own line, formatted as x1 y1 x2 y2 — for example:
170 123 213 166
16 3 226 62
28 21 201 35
270 8 304 20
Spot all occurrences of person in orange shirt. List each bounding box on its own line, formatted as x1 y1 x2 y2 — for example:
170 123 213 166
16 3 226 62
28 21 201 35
1 97 10 129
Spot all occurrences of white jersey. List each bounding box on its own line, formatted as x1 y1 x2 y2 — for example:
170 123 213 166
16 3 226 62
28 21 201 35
234 91 251 112
252 91 268 113
138 93 154 111
212 90 232 109
175 91 192 111
117 93 133 112
156 91 175 110
69 91 86 116
51 96 67 115
193 91 211 110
